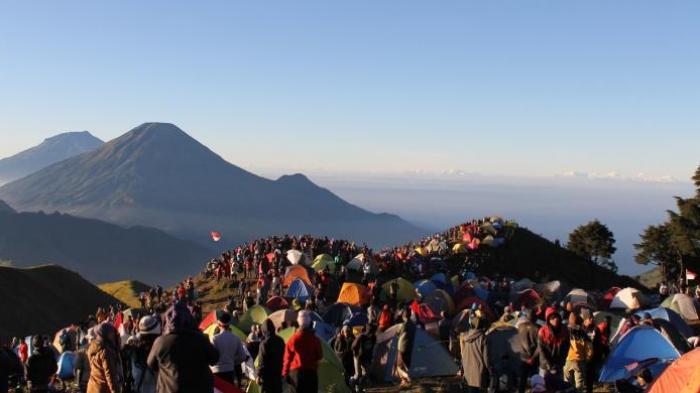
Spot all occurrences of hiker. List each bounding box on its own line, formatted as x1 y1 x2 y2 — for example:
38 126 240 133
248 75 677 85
147 302 219 393
86 323 123 393
438 311 451 347
351 323 377 389
125 316 160 393
563 313 591 390
282 310 323 393
581 309 604 393
331 325 355 386
246 324 263 361
257 319 285 393
538 308 569 379
0 342 23 393
209 312 248 387
395 309 416 389
460 317 490 393
26 335 57 393
517 309 540 393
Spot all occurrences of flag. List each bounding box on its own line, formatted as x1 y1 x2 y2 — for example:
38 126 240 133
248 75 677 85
687 269 697 280
213 376 244 393
211 231 222 242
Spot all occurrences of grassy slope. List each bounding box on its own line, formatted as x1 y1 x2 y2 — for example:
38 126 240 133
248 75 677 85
98 280 152 309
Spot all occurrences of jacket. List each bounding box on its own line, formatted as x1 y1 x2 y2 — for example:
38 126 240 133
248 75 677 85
566 325 592 362
210 329 248 374
26 347 58 391
460 330 490 389
147 331 219 393
538 324 569 371
87 340 123 393
518 320 540 363
0 348 23 393
282 328 322 376
258 334 285 385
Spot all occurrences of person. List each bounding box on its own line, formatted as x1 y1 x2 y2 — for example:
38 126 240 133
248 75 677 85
564 313 591 390
582 310 604 393
257 319 285 393
460 317 490 392
517 309 540 393
395 309 416 389
86 323 123 393
351 323 377 388
147 301 219 393
282 310 323 393
331 325 355 386
635 368 653 391
438 311 451 346
74 334 92 393
26 335 58 393
0 343 23 393
246 324 263 361
209 312 248 387
538 308 569 379
125 316 160 393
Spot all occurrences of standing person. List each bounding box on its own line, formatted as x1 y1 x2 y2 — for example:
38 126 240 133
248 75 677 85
517 309 540 393
126 316 161 393
538 308 569 380
26 335 58 393
74 335 92 393
0 343 23 393
257 319 285 393
564 313 592 390
147 302 219 393
86 323 123 393
209 313 248 387
282 311 323 393
460 317 491 393
351 323 377 389
581 310 603 393
331 326 355 386
395 309 416 389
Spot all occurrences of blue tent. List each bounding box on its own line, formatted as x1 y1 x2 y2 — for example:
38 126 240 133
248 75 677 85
415 280 438 298
599 326 680 383
285 278 314 302
323 303 361 327
474 286 490 301
313 320 337 342
635 307 694 338
431 273 447 285
344 312 369 328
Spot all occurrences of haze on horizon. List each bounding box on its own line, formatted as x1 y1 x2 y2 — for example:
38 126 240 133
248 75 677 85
0 1 698 275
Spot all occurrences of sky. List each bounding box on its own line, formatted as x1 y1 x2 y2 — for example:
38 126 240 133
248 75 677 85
0 1 698 180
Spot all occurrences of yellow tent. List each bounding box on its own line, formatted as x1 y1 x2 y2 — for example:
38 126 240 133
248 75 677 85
415 247 427 256
452 243 467 254
381 278 416 302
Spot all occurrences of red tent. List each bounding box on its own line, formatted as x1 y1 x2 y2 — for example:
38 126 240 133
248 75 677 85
410 300 438 323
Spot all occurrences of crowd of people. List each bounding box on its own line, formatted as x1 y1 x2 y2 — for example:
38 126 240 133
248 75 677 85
1 217 699 393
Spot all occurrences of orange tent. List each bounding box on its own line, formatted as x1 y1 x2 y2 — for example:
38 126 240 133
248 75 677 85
282 265 312 287
337 282 370 307
650 348 700 393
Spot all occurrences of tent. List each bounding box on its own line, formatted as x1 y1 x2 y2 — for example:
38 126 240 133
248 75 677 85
599 326 680 382
267 309 297 331
410 301 438 324
286 249 307 265
653 318 691 353
599 287 622 310
346 254 378 275
286 278 315 302
661 294 700 322
649 348 700 393
430 273 447 285
282 265 313 287
311 254 336 273
424 289 456 316
370 323 458 382
635 307 694 338
260 328 350 393
381 278 416 303
323 303 362 327
486 326 523 386
452 243 467 254
564 289 596 310
336 282 370 307
512 278 535 293
203 324 247 342
515 289 541 309
609 287 646 310
265 296 289 312
238 305 270 333
414 280 438 298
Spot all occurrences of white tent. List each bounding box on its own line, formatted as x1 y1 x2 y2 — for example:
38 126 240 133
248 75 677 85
286 249 306 265
609 287 646 310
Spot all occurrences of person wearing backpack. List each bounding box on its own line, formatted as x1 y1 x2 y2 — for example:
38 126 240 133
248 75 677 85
563 313 592 390
125 316 160 393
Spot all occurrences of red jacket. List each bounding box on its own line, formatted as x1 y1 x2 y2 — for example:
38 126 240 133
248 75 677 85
282 328 322 376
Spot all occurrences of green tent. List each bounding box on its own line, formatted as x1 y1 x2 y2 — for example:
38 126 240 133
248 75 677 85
312 254 336 273
238 305 270 333
255 327 350 393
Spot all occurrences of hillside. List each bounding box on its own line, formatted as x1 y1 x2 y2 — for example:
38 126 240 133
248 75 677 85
0 123 426 248
0 265 119 339
636 267 664 290
0 206 211 285
98 280 152 309
0 131 103 183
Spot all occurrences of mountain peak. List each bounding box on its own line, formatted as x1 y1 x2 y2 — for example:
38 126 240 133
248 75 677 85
43 131 97 143
0 200 15 214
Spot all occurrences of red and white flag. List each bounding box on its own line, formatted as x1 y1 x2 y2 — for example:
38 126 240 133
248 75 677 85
687 269 697 280
213 376 244 393
210 231 222 242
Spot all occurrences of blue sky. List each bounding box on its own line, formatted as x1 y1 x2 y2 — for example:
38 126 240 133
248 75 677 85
0 1 698 180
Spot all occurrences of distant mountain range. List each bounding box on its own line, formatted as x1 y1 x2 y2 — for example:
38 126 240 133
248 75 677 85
0 264 118 338
0 131 104 184
0 205 211 284
0 123 426 247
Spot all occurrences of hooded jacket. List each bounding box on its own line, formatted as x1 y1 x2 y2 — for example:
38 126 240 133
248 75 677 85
87 323 123 393
460 329 490 389
282 327 322 377
538 323 569 371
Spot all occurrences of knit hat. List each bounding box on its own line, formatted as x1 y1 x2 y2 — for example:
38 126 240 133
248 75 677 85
530 374 546 392
138 316 161 336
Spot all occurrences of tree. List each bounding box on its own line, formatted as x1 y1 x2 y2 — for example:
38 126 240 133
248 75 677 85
692 164 700 194
567 220 618 272
635 223 679 282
